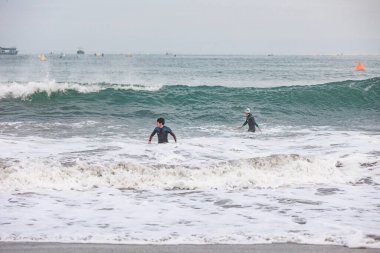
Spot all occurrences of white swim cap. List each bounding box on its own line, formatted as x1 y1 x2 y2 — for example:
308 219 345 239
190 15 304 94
244 108 251 113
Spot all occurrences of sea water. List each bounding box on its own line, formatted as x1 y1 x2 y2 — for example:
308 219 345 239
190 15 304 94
0 54 379 247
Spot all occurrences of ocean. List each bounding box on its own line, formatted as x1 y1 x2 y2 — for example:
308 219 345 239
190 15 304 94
0 54 379 247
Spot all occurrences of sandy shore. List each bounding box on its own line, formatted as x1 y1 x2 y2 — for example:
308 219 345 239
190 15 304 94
0 242 379 253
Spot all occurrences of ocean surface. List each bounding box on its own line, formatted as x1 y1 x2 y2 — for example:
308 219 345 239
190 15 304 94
0 54 379 247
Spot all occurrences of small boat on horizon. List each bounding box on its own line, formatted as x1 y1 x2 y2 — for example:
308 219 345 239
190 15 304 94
0 47 18 55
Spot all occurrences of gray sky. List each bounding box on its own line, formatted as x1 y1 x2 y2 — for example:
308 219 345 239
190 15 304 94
1 0 379 54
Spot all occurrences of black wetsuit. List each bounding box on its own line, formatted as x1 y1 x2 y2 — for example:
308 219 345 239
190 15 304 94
149 126 177 143
242 113 259 132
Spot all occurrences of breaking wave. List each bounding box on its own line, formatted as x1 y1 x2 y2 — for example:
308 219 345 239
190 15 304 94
0 154 359 191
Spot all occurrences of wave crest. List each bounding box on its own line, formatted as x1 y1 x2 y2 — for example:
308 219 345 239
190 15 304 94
0 81 162 99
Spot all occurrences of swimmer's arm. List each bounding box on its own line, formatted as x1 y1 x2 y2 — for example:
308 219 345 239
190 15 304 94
148 129 157 144
239 120 248 128
255 122 262 132
169 132 177 143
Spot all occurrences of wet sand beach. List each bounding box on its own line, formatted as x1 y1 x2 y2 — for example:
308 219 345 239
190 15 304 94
1 242 379 253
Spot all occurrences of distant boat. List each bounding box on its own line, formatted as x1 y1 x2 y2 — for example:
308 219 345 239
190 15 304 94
94 52 104 57
0 47 18 55
38 54 47 61
267 54 274 57
165 52 176 57
77 49 85 55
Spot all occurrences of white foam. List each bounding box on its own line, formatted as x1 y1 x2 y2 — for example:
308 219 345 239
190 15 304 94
0 186 379 247
0 81 162 99
0 127 379 247
0 154 360 191
1 128 378 191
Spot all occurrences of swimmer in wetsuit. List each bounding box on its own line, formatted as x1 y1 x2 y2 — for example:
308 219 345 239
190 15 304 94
239 108 261 132
148 118 177 144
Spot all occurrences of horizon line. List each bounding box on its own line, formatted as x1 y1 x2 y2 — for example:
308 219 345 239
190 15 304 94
5 52 380 57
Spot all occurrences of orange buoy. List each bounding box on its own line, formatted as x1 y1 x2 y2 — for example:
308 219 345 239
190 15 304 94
355 62 366 71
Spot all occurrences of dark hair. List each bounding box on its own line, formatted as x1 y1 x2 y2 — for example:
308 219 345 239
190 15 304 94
157 118 165 125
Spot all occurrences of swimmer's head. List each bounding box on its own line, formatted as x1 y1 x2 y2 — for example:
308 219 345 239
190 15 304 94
156 118 165 128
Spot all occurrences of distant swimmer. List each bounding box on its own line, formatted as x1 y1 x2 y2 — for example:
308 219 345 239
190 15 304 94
239 108 261 133
148 118 177 144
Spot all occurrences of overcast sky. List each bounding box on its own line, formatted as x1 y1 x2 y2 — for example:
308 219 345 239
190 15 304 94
1 0 379 54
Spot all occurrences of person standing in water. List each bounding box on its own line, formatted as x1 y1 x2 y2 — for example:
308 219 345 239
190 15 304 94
239 108 261 132
148 118 177 144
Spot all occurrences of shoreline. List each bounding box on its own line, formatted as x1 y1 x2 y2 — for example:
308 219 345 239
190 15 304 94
1 242 379 253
